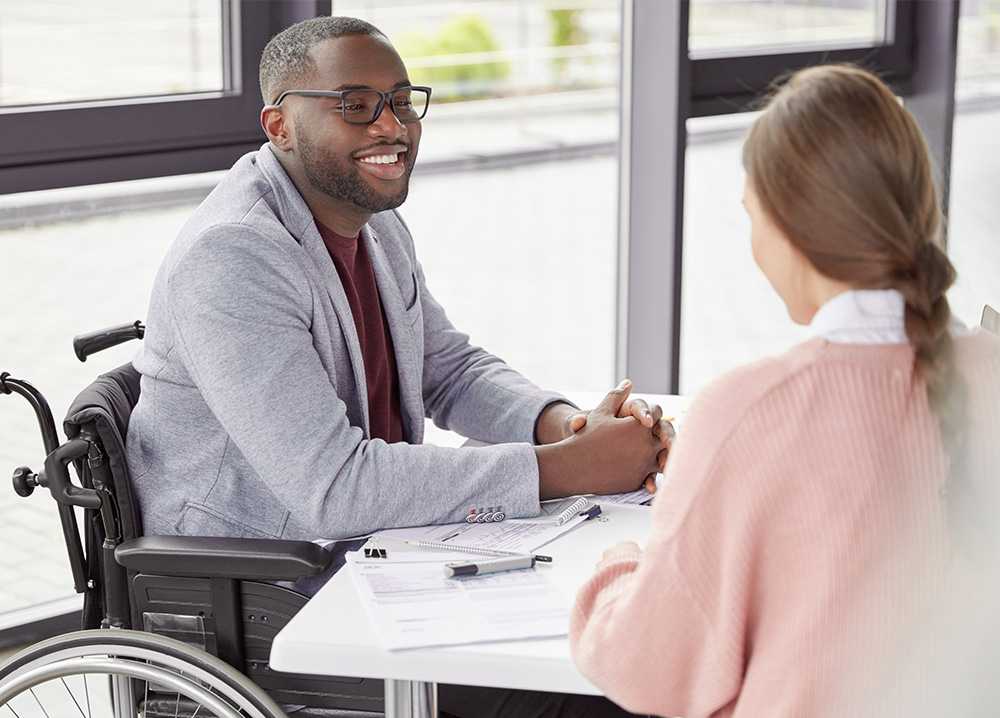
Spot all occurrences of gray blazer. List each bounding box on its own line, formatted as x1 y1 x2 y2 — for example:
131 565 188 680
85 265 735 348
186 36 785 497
126 144 563 541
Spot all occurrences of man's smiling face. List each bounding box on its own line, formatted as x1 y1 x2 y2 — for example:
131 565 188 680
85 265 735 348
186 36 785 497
284 33 421 219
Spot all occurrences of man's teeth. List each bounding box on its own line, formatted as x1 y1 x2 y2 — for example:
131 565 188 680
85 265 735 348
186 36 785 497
359 154 398 164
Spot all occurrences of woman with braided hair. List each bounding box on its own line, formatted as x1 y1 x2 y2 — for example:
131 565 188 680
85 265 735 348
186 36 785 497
569 65 999 717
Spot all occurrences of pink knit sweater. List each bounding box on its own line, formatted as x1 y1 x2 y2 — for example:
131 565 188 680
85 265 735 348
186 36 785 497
570 331 999 717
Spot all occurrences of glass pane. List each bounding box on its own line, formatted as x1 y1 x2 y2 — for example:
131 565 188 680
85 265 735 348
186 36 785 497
403 157 618 395
689 0 886 55
334 0 620 103
680 116 809 394
332 0 621 393
0 0 225 108
0 196 193 623
949 0 1000 335
679 104 998 395
948 107 1000 337
956 0 1000 104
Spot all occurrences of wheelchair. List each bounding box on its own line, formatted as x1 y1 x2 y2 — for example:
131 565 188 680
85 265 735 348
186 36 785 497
0 322 384 717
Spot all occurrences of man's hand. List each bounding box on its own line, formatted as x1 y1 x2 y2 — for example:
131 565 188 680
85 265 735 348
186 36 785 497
534 380 669 499
614 393 675 492
547 382 675 493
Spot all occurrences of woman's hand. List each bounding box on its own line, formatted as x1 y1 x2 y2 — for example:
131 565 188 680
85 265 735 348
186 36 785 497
600 540 643 564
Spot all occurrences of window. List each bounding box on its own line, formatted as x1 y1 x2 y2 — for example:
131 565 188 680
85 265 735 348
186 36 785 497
334 0 623 392
688 0 912 117
689 0 888 54
676 0 997 394
0 0 225 107
621 0 928 393
334 0 620 102
0 0 311 646
0 0 273 194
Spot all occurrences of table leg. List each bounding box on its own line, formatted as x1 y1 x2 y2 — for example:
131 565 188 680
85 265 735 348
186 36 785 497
384 678 438 718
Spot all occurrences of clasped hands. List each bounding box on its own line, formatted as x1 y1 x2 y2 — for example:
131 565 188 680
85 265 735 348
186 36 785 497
534 379 674 500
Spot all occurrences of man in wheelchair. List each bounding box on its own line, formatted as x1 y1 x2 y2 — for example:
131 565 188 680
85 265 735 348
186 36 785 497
120 14 669 718
128 16 670 582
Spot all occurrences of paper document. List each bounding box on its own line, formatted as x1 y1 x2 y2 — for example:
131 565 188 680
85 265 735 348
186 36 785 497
589 488 654 506
373 515 583 555
346 552 569 650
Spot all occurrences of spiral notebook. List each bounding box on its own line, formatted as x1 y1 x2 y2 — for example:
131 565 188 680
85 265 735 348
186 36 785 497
516 496 591 526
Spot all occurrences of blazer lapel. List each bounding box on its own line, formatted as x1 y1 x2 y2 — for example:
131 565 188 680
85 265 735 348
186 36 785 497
255 145 373 435
363 225 423 443
299 220 372 438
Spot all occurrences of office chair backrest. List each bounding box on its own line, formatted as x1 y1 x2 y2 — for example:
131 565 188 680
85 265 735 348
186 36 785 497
63 362 143 630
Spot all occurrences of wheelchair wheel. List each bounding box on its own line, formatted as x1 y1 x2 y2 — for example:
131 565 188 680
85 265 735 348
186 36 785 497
0 629 288 718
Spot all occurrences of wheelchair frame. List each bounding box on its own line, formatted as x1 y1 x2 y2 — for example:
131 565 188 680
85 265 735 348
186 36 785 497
0 322 384 717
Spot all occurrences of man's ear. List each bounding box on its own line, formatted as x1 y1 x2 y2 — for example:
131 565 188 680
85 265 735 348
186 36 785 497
261 106 293 151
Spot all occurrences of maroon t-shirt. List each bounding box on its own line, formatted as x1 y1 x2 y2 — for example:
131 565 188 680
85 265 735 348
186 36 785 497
317 222 404 444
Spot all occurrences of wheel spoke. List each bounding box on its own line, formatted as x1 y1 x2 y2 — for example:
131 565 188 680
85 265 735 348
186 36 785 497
30 687 52 718
0 630 287 718
59 677 88 717
83 674 92 718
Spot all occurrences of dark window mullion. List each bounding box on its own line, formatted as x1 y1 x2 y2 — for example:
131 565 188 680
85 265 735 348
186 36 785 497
689 0 914 118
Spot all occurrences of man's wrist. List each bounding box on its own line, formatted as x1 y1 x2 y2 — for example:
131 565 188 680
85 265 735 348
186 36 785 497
534 401 576 445
534 441 577 500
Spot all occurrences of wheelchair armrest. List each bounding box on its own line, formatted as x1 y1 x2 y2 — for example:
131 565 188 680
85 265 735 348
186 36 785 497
115 535 334 581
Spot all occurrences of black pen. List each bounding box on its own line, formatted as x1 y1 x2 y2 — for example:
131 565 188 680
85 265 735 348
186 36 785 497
444 554 537 578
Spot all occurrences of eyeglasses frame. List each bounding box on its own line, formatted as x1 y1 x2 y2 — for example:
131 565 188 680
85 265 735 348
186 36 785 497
269 86 432 125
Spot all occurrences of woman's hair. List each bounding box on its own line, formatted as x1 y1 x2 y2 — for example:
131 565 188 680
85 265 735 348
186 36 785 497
742 64 966 502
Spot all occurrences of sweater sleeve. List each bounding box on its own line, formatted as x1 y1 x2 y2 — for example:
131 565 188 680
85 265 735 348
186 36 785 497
569 367 772 717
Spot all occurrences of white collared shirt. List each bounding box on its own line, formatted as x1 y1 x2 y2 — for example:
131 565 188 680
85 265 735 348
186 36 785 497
806 289 969 344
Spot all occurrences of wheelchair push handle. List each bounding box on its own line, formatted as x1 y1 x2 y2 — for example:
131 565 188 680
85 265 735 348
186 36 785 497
43 437 103 510
0 372 61 455
74 320 145 362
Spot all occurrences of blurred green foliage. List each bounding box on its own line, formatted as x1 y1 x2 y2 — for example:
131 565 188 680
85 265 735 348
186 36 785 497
549 8 586 47
394 14 509 101
548 8 588 79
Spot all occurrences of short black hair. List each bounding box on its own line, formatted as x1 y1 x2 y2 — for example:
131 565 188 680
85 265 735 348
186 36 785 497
259 16 385 105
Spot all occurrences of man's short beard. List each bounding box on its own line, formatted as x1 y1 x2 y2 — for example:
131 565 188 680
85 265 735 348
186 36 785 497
298 131 412 213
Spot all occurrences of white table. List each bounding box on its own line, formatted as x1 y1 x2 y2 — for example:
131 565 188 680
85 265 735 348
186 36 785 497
269 502 655 718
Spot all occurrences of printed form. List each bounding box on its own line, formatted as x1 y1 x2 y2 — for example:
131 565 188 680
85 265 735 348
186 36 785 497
346 552 569 650
372 515 584 554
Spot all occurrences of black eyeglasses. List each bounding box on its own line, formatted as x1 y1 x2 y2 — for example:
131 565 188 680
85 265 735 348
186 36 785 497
271 86 431 125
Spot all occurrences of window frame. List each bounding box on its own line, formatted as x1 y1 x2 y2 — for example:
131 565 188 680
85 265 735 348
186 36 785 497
618 0 953 394
689 0 915 117
0 1 291 194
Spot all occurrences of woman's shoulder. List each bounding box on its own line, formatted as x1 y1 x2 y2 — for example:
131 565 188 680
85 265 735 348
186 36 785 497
693 339 827 416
